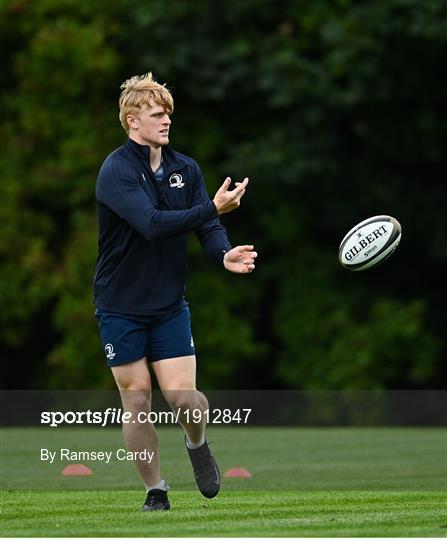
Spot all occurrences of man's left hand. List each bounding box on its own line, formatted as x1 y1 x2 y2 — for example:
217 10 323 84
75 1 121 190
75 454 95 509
223 245 257 274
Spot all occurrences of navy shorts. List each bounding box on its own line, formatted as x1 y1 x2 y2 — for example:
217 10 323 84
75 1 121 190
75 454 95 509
95 305 196 367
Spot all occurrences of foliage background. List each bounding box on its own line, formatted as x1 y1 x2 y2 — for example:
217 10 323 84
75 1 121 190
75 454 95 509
1 0 446 390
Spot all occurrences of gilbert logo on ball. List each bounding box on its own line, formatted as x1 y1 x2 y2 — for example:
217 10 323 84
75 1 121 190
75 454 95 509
339 215 402 271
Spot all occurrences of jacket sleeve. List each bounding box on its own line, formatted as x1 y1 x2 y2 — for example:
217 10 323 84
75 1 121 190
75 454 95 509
96 158 218 241
192 163 232 266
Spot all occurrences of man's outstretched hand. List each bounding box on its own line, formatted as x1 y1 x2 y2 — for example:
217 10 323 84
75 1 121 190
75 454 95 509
214 177 256 273
213 177 249 215
224 245 257 274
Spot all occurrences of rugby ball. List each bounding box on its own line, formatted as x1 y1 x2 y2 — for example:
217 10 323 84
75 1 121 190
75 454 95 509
339 215 402 271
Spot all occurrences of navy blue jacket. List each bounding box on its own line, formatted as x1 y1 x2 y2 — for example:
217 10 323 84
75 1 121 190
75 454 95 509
94 138 231 315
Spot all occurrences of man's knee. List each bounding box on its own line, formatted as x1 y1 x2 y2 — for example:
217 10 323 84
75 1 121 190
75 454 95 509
120 386 152 413
112 358 152 411
166 389 207 412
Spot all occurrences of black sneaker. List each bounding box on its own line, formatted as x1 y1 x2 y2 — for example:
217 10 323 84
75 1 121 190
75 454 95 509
142 489 170 511
185 437 221 498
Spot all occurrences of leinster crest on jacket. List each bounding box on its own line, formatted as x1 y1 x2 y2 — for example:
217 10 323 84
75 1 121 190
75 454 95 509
168 173 185 188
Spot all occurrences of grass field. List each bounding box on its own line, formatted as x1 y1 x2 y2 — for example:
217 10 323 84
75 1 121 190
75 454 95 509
2 427 446 536
3 490 446 537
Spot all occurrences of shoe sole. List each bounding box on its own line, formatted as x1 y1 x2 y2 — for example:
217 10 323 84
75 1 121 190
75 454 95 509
142 503 170 511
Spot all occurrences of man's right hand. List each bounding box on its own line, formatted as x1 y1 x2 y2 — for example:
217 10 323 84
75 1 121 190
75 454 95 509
213 177 249 215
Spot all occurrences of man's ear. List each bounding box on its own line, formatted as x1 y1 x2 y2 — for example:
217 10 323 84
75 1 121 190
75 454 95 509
127 115 137 130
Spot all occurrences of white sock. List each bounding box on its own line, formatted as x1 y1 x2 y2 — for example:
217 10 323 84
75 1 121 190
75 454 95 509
185 434 205 449
146 478 169 492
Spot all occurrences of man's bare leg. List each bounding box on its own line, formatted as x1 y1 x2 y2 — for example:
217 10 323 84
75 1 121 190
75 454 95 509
111 358 161 486
151 355 207 444
152 355 220 498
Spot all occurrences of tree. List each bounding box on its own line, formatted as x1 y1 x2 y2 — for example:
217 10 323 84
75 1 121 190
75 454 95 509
1 0 445 390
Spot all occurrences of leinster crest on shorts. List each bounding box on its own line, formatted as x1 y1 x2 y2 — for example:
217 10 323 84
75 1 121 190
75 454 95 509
104 343 116 360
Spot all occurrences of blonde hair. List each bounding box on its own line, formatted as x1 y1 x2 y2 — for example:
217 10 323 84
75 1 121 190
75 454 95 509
119 72 174 133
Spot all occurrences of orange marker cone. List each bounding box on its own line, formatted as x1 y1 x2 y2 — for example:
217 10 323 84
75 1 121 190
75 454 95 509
224 467 252 478
62 464 93 476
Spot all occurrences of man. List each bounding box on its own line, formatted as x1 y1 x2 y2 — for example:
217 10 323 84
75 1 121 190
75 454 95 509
94 72 257 511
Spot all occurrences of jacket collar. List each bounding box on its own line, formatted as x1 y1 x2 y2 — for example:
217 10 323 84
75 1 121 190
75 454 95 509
125 138 187 174
125 137 151 160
